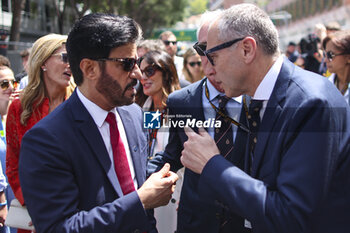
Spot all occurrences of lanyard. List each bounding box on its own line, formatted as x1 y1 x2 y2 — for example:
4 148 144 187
204 79 250 133
148 109 166 158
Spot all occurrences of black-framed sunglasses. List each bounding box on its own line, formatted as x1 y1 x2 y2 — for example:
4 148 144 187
204 37 245 66
0 79 16 90
95 57 141 72
193 42 207 56
141 64 161 78
188 61 202 67
163 40 177 46
52 53 68 63
325 51 348 61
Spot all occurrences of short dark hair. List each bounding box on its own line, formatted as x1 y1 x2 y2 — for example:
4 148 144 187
66 13 142 86
0 55 10 68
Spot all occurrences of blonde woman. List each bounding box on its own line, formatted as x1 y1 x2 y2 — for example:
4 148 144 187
6 34 75 233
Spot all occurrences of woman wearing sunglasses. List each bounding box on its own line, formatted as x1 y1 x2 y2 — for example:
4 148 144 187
0 66 16 233
136 50 181 233
322 30 350 105
181 48 204 83
5 34 75 233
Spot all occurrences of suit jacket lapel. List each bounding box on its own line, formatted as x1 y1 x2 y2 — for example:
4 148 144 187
251 59 292 177
117 107 145 187
69 91 124 197
187 78 206 123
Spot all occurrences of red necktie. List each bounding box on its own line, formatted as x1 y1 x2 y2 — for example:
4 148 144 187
105 112 135 195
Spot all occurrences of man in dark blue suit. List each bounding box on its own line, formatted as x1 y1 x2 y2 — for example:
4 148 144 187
19 13 178 233
181 3 350 233
148 10 250 233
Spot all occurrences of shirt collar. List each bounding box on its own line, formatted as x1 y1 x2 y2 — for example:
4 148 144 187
253 55 283 101
76 87 117 128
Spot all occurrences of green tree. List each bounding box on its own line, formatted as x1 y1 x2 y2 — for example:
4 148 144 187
53 0 69 34
53 0 188 37
9 0 26 49
90 0 188 37
188 0 207 15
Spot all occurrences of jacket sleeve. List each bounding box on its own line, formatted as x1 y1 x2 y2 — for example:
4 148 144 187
19 125 153 233
6 99 25 205
198 98 349 233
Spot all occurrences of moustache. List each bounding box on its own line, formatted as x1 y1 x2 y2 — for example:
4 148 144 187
125 79 138 90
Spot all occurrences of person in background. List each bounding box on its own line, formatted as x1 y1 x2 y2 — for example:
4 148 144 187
285 41 299 63
6 33 75 233
137 50 181 233
0 57 10 69
181 4 350 233
323 29 350 105
326 21 341 36
159 31 183 78
15 48 31 84
137 39 189 89
137 39 166 58
0 65 15 233
19 13 178 233
181 48 204 83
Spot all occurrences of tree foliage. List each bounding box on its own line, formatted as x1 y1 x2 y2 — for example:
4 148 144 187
10 0 188 43
90 0 188 37
188 0 208 16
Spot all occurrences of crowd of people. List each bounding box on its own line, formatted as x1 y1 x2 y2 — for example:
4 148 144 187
0 3 347 233
285 21 349 104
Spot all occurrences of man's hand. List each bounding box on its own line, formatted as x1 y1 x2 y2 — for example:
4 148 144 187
181 127 219 174
137 163 178 209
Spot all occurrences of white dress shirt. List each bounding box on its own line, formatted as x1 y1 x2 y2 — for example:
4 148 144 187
328 73 349 105
77 88 137 189
253 55 283 119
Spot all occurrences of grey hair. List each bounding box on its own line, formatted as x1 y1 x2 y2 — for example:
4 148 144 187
197 9 223 40
217 3 279 55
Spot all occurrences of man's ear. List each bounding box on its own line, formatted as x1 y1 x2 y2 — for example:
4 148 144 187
80 58 100 81
241 37 257 64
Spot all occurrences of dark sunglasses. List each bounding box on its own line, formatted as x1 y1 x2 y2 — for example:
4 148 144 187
96 57 141 72
52 53 68 63
0 79 17 90
141 64 161 78
163 40 177 46
325 51 347 61
193 42 206 56
204 37 245 66
188 61 201 67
